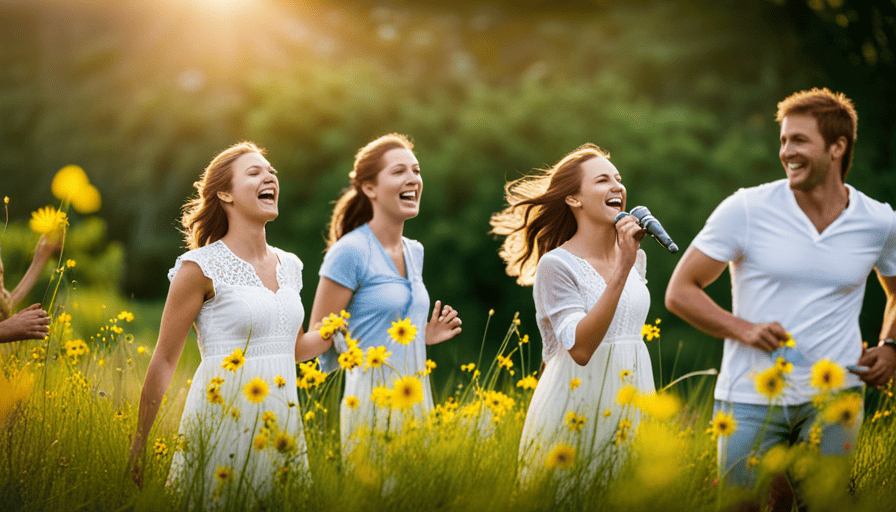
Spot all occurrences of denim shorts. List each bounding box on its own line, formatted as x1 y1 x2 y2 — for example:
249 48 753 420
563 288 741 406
713 389 863 488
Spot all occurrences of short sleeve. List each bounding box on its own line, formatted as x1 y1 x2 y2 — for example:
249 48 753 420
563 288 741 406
535 254 587 352
319 238 367 291
875 208 896 276
168 250 214 284
635 249 647 282
276 249 304 292
406 239 424 278
690 190 748 263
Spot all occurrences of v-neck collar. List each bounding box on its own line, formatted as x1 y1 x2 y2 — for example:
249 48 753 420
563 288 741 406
216 240 283 293
784 182 854 241
363 223 409 280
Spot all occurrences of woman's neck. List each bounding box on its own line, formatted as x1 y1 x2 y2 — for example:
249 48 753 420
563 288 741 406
562 219 617 262
368 215 405 250
220 218 269 261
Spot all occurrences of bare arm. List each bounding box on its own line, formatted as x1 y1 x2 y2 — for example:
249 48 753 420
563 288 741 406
567 216 645 366
665 246 787 351
10 236 61 305
0 303 50 343
857 271 896 387
294 277 353 362
129 261 210 486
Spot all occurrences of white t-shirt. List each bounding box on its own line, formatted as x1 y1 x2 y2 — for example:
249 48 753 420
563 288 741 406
691 179 896 405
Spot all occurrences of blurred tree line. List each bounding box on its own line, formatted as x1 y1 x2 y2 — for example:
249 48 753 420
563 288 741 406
1 0 894 386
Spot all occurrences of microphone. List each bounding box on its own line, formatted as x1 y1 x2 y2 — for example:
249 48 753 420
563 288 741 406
614 206 679 253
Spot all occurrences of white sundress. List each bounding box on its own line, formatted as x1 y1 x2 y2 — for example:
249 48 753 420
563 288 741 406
166 240 310 506
518 247 654 488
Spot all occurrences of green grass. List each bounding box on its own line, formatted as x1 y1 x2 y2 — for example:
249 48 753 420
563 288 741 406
1 300 895 512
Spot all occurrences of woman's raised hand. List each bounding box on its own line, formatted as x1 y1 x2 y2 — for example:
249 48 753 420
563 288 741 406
614 214 646 272
425 300 462 345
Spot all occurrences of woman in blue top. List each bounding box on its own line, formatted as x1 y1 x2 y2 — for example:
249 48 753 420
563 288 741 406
307 133 462 451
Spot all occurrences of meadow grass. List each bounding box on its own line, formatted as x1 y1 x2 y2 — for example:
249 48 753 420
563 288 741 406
1 293 895 512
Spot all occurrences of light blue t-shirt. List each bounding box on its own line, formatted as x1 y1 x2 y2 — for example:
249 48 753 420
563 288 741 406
317 223 430 374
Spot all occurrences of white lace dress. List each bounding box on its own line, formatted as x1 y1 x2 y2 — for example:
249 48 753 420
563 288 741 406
518 247 654 487
166 240 310 504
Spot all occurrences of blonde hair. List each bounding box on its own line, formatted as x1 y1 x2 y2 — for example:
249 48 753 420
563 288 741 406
776 87 858 179
180 142 264 250
490 143 609 285
326 134 414 248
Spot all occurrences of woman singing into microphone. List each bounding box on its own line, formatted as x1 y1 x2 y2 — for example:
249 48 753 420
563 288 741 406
490 144 655 490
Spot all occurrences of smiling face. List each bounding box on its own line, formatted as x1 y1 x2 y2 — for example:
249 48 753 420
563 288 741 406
224 151 279 222
362 147 422 222
567 156 626 225
779 114 844 191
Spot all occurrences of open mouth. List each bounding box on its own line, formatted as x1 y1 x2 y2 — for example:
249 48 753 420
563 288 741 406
258 188 277 203
399 190 417 201
786 162 806 171
605 197 623 209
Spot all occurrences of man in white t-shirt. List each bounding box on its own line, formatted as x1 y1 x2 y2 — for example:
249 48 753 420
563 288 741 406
665 88 896 502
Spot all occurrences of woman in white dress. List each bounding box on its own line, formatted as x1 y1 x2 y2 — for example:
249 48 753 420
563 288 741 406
306 134 462 454
129 142 331 506
490 143 654 489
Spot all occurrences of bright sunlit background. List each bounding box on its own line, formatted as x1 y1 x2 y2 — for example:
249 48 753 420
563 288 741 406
1 0 895 386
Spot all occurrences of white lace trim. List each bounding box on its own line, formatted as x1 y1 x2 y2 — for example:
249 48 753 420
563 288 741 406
202 338 294 359
168 241 295 291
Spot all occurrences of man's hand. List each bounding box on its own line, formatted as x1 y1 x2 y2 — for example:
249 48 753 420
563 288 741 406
738 321 789 352
857 345 896 388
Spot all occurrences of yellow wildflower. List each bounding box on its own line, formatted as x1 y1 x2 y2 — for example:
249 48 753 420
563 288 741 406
365 346 392 369
755 367 785 400
371 386 391 408
461 363 476 372
117 311 134 322
388 318 417 345
635 392 682 421
215 466 233 484
273 432 297 454
616 385 638 406
782 333 796 348
153 439 169 459
51 165 89 200
230 408 240 420
304 410 315 422
775 357 793 374
29 206 67 235
620 369 631 381
423 359 437 375
570 378 581 390
710 410 738 437
516 375 538 390
811 359 845 391
273 375 286 388
545 444 576 470
603 409 612 417
71 184 101 214
497 354 514 371
253 434 268 450
565 411 587 432
243 377 269 403
345 395 359 409
392 376 424 408
222 348 246 372
66 259 76 268
823 393 862 425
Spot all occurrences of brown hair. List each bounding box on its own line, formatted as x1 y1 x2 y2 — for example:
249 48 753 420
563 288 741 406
326 133 414 248
490 143 609 285
180 142 265 250
775 87 858 179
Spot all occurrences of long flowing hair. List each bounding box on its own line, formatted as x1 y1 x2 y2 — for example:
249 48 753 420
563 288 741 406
490 144 609 285
326 133 414 248
180 142 264 250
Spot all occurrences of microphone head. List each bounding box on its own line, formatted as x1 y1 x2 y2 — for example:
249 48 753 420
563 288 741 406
668 243 679 253
614 212 630 223
629 206 651 221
